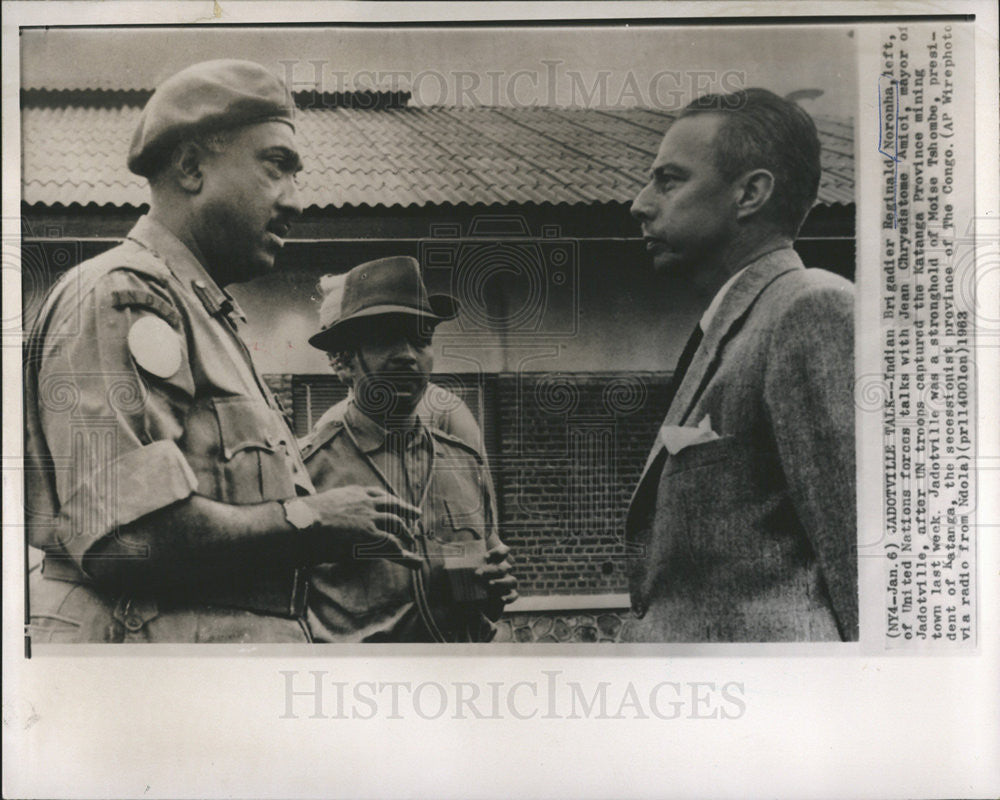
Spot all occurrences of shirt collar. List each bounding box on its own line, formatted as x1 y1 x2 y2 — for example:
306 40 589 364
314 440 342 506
344 399 427 454
699 265 749 333
126 215 246 322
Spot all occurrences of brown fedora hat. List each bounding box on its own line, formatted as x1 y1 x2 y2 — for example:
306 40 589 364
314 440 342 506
308 256 458 352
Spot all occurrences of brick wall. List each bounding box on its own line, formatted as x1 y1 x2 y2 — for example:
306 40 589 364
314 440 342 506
284 371 675 598
493 372 673 596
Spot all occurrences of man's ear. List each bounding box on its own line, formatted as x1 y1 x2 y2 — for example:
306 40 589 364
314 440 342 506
171 141 207 194
734 168 775 221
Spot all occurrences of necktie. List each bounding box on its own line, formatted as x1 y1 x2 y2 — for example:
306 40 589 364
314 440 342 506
669 323 704 400
627 322 705 568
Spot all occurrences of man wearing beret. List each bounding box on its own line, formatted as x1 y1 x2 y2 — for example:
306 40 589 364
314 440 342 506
24 60 420 643
624 89 857 641
299 256 517 642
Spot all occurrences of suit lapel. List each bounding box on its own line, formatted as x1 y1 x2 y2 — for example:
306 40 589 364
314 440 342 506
627 248 805 533
667 248 804 426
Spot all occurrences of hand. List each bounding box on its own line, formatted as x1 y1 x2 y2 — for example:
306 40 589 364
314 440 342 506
303 486 422 569
475 542 518 605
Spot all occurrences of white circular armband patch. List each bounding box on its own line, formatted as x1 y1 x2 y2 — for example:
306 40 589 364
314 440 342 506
127 315 182 379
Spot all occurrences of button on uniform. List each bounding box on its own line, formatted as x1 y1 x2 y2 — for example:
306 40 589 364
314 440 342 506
123 614 144 633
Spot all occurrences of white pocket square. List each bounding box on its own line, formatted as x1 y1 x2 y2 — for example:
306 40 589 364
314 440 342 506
658 414 720 455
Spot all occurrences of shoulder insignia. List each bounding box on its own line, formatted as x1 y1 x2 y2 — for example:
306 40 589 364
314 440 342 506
111 290 181 329
127 315 183 379
430 426 484 463
314 400 348 429
99 244 172 284
298 418 345 461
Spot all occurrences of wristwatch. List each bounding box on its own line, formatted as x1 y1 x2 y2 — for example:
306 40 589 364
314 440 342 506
281 497 321 531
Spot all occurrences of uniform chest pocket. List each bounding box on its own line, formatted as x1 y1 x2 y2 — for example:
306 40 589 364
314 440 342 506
213 396 297 504
422 499 489 608
429 496 486 543
425 457 488 539
420 497 486 571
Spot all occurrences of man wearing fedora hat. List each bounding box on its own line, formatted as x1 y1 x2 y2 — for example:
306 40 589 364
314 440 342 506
300 256 517 642
308 272 487 456
24 60 421 643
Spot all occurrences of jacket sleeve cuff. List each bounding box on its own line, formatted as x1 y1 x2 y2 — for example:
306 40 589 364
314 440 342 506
58 439 199 565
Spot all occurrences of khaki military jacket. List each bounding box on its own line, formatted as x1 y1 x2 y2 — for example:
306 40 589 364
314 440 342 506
300 402 502 643
24 216 312 643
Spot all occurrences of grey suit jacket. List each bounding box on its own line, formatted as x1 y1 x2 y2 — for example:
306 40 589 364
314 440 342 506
625 248 858 642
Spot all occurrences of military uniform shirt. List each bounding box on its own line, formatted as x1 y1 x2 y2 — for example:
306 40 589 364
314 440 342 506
24 215 312 624
300 401 502 643
342 403 432 508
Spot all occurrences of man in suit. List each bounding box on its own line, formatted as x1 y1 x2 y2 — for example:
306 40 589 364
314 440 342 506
624 88 857 642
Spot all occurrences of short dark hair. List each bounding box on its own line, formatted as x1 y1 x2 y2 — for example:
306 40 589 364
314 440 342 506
679 88 821 237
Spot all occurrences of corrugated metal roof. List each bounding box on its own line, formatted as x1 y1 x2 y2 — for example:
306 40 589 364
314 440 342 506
22 103 854 209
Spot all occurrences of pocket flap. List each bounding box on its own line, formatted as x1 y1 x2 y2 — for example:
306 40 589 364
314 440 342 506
213 397 287 460
442 498 485 539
